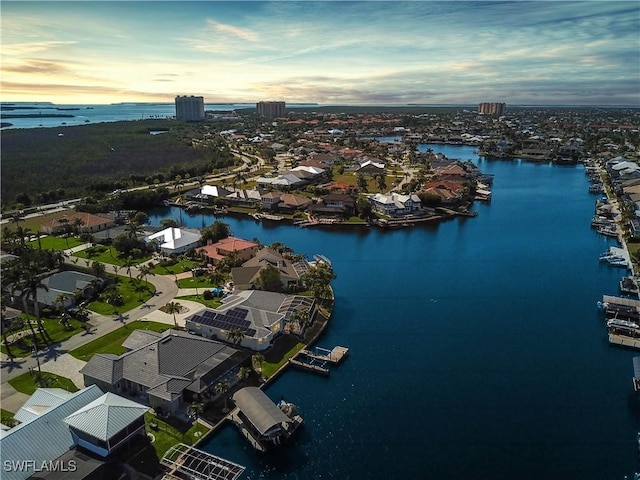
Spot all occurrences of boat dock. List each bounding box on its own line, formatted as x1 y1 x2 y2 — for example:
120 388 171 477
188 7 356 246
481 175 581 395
609 333 640 350
633 357 640 392
289 345 349 376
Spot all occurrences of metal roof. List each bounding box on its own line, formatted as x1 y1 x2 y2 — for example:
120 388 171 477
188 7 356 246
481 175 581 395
0 385 104 480
13 388 75 424
232 387 290 436
64 392 149 441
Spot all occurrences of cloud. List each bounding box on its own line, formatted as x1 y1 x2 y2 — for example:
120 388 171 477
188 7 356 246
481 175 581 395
206 18 258 42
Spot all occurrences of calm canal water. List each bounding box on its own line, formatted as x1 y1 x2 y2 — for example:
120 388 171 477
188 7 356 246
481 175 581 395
147 145 638 480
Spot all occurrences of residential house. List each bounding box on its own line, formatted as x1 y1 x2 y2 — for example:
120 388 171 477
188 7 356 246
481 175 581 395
29 270 101 309
308 193 356 217
421 180 466 205
256 174 304 190
145 227 202 256
0 385 149 480
278 193 313 212
80 330 247 414
370 193 421 216
40 212 115 235
231 247 309 291
261 192 282 211
186 290 315 351
196 237 260 265
355 159 385 176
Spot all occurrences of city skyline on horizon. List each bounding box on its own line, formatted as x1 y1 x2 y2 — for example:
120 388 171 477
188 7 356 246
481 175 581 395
1 1 639 106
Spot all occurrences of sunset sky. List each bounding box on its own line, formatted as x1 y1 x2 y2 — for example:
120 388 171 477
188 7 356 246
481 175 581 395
1 1 639 105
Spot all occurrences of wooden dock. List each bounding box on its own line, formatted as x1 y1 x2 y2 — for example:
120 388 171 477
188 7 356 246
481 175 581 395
299 345 349 364
609 333 640 350
289 358 330 376
289 345 349 376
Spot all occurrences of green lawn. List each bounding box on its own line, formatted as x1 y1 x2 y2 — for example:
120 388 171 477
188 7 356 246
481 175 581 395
150 259 196 275
74 245 153 266
1 317 87 358
261 342 305 378
176 295 223 309
145 413 210 457
88 278 156 315
1 409 15 425
9 371 79 395
28 235 84 250
70 320 172 362
176 276 222 289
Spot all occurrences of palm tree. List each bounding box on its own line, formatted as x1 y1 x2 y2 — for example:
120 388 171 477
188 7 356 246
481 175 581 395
123 256 136 281
164 301 182 327
187 401 204 420
0 294 15 359
251 353 264 374
72 217 85 235
91 261 107 279
237 366 251 382
57 218 70 247
214 379 230 412
227 327 245 346
136 264 154 284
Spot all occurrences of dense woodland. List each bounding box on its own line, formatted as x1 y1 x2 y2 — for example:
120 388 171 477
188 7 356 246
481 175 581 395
1 120 237 208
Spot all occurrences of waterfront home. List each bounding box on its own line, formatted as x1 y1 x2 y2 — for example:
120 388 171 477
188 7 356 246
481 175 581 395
196 236 260 266
225 188 262 207
190 184 232 203
421 180 465 205
278 193 313 212
80 330 247 414
0 385 149 480
370 192 421 217
145 227 202 256
186 290 314 350
308 193 356 217
231 247 309 291
40 212 115 235
260 191 283 211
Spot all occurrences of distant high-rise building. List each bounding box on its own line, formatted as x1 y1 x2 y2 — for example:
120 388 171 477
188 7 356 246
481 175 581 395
478 102 506 116
175 95 205 121
256 101 286 119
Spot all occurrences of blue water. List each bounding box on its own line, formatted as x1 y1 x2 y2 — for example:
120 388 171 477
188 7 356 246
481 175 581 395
147 145 638 479
1 102 264 129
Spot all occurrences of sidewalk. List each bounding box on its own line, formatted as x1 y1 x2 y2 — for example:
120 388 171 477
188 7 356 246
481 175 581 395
0 257 181 401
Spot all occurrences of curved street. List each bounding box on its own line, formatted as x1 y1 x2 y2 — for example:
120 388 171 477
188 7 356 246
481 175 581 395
0 245 205 413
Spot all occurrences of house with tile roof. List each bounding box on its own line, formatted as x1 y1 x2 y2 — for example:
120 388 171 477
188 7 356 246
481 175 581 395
80 330 247 415
196 236 260 265
230 247 309 291
40 212 115 235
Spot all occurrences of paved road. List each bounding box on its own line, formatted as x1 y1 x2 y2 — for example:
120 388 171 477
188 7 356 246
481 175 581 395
0 248 184 411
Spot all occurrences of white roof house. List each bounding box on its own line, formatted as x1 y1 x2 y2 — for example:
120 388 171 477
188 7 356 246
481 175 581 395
290 165 325 175
370 193 421 216
146 227 202 255
200 184 231 198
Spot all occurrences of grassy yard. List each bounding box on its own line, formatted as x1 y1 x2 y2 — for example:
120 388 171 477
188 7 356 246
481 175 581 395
176 276 223 289
145 413 210 458
150 259 196 275
9 371 79 395
73 245 153 266
1 317 87 358
1 409 15 425
175 295 223 309
27 235 84 250
261 342 305 378
88 278 155 315
70 320 172 362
